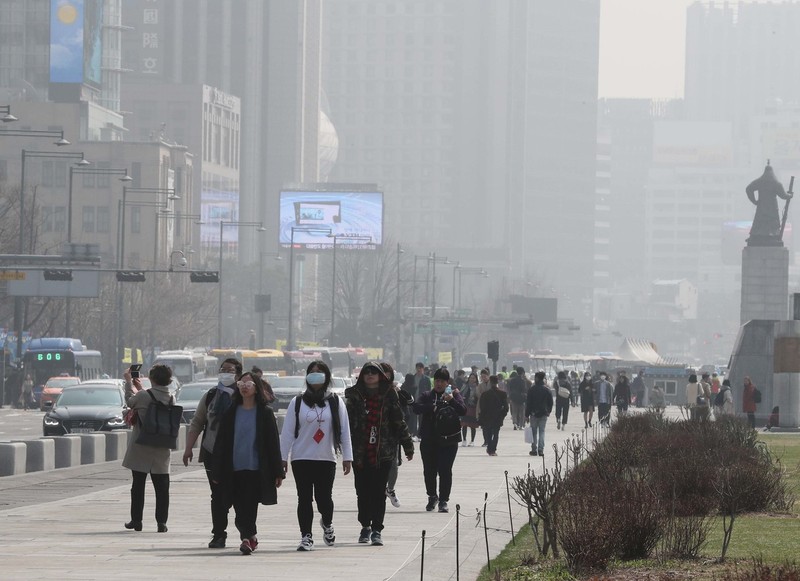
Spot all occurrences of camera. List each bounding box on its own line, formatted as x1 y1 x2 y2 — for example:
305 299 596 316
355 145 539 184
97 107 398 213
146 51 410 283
130 364 142 379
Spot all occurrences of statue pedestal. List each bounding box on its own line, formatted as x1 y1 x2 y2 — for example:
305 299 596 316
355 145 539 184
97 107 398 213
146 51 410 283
740 245 789 325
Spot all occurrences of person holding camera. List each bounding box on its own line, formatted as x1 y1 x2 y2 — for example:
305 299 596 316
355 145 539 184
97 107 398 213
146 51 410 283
412 367 466 513
122 364 174 533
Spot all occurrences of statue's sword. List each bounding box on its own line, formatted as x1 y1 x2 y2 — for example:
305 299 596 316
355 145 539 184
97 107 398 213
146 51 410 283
780 176 794 240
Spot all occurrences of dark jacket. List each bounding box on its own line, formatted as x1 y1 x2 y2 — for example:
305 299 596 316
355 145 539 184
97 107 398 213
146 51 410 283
345 384 414 467
211 403 284 505
412 389 468 442
525 381 553 418
613 379 631 405
478 388 508 427
507 375 529 404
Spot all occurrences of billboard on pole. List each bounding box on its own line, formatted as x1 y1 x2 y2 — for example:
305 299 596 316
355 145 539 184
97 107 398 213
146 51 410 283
279 189 382 250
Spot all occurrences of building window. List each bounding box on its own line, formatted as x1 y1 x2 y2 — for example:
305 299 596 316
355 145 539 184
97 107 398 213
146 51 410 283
96 206 110 233
53 206 66 232
0 159 7 183
82 170 96 187
54 161 67 187
82 206 95 233
655 380 677 397
41 206 53 232
42 160 54 186
97 162 111 187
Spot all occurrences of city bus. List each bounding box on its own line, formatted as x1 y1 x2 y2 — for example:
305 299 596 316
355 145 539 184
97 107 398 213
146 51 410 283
302 347 352 377
22 337 104 399
247 349 289 376
152 350 206 384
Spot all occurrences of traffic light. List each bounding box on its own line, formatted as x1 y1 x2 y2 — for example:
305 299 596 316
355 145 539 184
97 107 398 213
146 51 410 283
487 340 500 362
43 269 73 281
189 271 219 283
116 271 146 282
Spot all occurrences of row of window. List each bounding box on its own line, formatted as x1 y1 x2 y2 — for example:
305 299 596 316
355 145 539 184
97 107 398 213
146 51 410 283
40 206 142 235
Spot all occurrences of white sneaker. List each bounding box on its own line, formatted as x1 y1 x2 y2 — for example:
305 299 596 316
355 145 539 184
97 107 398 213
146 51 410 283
468 442 474 447
386 489 401 508
461 441 467 447
320 518 335 546
297 533 314 551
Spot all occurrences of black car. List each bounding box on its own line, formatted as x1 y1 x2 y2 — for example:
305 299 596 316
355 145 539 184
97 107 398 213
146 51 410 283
174 380 215 423
43 383 129 436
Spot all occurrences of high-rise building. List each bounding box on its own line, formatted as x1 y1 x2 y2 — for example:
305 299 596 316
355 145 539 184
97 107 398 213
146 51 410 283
685 1 800 133
121 0 324 263
322 0 600 324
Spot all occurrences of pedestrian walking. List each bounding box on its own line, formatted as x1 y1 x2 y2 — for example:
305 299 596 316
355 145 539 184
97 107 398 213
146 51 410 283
211 371 285 555
182 357 243 548
613 371 631 417
579 371 595 428
122 364 174 533
631 369 646 407
280 361 352 551
594 372 613 427
506 368 529 430
553 371 571 430
478 375 508 456
412 367 467 513
345 362 414 546
459 372 480 446
525 371 553 456
382 362 413 510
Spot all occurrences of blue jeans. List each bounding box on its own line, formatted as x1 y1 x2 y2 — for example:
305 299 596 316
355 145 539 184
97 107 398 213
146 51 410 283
529 415 548 453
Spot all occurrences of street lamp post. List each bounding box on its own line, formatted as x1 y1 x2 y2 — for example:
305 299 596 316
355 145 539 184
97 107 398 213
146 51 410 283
286 226 332 351
217 220 265 347
428 253 450 364
154 211 202 268
396 242 404 366
453 265 488 309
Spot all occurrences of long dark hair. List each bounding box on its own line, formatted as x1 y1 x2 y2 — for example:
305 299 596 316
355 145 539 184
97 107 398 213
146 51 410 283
232 372 267 406
354 361 391 391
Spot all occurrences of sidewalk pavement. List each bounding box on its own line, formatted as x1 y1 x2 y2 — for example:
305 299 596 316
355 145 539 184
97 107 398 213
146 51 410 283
0 410 612 581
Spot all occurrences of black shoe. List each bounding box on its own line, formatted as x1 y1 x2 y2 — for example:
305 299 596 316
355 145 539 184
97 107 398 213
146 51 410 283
157 523 168 533
370 530 383 546
529 450 536 456
208 536 226 548
438 501 449 513
425 496 438 511
124 521 142 532
358 527 371 544
538 451 544 457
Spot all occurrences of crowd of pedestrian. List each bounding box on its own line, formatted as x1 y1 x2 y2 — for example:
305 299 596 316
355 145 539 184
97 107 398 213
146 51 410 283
111 359 766 555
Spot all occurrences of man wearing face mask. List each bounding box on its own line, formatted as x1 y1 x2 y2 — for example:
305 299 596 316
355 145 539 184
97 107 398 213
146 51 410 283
183 357 243 548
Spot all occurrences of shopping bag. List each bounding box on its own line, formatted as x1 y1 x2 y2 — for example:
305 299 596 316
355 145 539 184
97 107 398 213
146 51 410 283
524 425 534 444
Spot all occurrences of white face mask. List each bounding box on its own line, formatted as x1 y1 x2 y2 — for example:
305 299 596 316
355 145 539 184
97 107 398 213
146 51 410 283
306 372 326 386
218 373 236 386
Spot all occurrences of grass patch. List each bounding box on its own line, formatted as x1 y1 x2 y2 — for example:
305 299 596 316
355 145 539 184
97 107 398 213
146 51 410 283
478 434 800 580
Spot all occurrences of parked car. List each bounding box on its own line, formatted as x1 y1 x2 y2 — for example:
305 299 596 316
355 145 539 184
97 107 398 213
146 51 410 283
42 383 128 436
39 376 81 411
174 380 216 423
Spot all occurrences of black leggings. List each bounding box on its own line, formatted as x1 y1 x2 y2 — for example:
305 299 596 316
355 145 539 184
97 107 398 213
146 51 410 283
461 425 476 442
353 461 392 532
291 460 337 536
130 470 169 525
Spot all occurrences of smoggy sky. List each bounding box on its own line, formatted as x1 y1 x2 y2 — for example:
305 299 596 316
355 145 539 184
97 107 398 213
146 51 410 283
599 0 696 99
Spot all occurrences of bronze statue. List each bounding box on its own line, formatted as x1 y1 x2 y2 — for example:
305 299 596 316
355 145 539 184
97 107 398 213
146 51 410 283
746 162 792 247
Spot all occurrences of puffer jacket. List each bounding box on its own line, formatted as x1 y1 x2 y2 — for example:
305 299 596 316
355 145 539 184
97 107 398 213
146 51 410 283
345 384 414 468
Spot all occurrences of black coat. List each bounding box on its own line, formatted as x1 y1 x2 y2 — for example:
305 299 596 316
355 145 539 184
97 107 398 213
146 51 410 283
211 402 284 505
412 389 467 442
525 381 553 418
478 388 509 427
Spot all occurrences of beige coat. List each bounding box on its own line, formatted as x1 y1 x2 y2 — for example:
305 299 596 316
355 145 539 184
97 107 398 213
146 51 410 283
122 383 173 474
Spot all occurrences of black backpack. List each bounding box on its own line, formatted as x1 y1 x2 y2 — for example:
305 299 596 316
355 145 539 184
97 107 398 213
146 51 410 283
294 394 342 453
434 402 462 445
136 390 183 449
753 388 762 404
714 389 725 407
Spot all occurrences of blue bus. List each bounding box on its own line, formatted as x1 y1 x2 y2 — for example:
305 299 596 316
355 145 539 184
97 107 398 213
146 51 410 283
22 338 104 401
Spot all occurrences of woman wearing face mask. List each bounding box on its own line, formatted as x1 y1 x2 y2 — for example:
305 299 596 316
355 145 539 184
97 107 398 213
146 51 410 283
211 371 284 555
182 358 242 549
344 361 414 547
280 361 353 552
579 372 595 428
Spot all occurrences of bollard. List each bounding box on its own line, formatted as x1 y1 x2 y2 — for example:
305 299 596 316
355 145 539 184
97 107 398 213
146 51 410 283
42 436 81 468
13 439 55 472
0 442 27 476
77 433 106 465
105 431 128 461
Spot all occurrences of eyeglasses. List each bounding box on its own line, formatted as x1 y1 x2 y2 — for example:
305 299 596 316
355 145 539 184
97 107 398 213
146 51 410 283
237 381 255 388
362 368 380 375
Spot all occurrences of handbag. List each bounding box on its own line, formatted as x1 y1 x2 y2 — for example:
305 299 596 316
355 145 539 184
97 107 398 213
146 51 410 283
124 407 138 427
524 425 534 444
558 386 571 399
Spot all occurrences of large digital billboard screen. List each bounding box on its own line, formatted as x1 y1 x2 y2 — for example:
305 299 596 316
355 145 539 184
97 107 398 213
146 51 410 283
50 0 85 83
201 189 240 250
279 190 383 250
